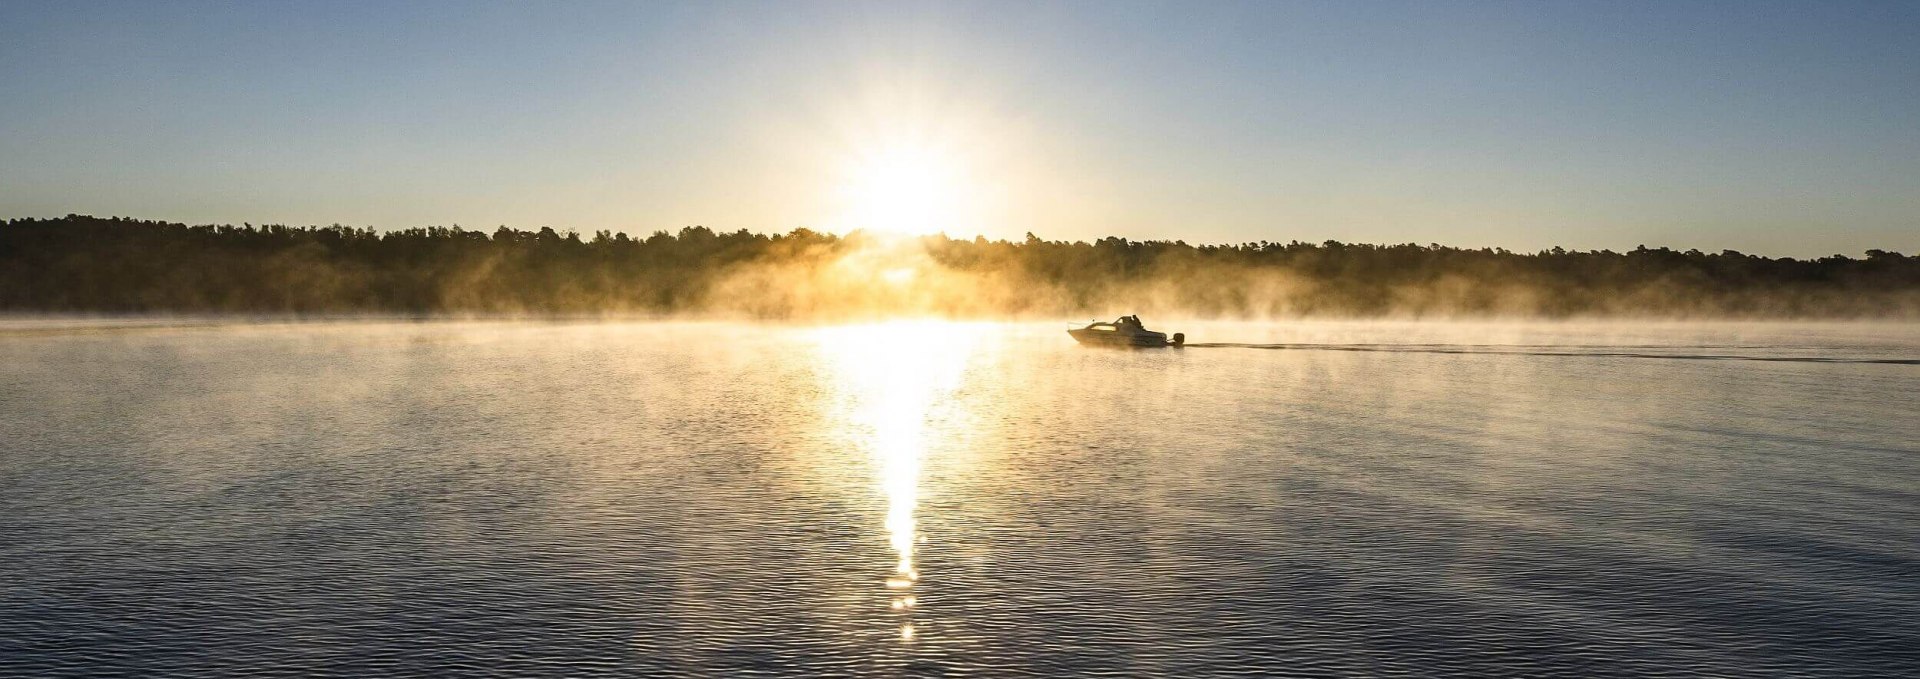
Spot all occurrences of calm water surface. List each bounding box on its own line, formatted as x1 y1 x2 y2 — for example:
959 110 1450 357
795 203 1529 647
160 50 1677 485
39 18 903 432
2 319 1917 677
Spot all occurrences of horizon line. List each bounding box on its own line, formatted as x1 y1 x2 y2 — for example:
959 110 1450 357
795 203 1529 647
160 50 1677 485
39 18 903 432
9 213 1912 261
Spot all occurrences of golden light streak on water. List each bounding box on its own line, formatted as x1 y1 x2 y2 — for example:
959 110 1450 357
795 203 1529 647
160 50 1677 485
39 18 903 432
813 321 984 642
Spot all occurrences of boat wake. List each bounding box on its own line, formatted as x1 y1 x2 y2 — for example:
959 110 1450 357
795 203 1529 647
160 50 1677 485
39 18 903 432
1181 343 1920 365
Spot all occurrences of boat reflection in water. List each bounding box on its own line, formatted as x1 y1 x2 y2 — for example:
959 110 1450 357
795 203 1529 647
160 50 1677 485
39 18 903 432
813 321 984 643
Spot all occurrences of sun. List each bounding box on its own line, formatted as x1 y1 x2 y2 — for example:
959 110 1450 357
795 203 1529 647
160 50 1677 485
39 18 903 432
838 143 973 236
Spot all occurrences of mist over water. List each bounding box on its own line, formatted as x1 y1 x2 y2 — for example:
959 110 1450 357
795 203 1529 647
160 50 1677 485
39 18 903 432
7 217 1919 320
2 319 1916 677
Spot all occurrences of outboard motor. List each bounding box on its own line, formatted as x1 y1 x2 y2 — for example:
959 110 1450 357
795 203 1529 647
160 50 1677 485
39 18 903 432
1171 332 1185 347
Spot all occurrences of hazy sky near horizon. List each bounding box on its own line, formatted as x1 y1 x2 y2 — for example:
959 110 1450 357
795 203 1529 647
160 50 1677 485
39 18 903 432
2 0 1916 256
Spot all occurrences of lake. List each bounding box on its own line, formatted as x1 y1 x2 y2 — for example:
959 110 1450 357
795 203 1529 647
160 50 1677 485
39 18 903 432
2 318 1916 677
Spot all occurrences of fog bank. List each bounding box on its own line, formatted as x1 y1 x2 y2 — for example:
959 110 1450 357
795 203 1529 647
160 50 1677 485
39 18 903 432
4 215 1916 320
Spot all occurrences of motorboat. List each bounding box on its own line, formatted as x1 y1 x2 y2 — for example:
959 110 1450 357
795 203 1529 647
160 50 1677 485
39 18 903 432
1068 315 1185 347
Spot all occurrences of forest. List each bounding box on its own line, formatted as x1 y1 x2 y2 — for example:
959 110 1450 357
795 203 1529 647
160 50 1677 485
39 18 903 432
2 214 1916 319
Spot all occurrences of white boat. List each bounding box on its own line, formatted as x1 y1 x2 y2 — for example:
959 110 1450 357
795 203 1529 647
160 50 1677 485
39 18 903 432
1068 315 1184 347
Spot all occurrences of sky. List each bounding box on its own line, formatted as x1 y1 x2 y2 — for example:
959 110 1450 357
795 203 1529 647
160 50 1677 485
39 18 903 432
2 0 1916 257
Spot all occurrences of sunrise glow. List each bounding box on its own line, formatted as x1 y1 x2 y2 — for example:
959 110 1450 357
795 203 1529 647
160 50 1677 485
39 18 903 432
835 141 977 236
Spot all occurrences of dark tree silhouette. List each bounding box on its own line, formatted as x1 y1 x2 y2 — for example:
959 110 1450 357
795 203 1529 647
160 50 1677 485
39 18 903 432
1 215 1914 318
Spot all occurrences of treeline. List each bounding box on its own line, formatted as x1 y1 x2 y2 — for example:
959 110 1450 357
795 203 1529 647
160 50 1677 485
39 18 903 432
2 214 1917 318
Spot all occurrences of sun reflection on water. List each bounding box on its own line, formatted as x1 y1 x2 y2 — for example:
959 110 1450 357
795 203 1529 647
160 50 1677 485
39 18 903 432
813 320 984 642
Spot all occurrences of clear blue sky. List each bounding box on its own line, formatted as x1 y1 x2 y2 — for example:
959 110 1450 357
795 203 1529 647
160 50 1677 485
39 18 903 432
2 0 1915 256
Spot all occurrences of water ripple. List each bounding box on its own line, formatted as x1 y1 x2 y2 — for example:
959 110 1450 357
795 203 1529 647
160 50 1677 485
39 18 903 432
1 321 1916 677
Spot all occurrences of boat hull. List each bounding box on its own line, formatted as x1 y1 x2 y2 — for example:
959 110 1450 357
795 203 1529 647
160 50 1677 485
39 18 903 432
1069 328 1170 347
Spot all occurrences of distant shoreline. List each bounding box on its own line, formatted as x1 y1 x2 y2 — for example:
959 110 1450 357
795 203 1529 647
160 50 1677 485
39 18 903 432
5 215 1916 319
